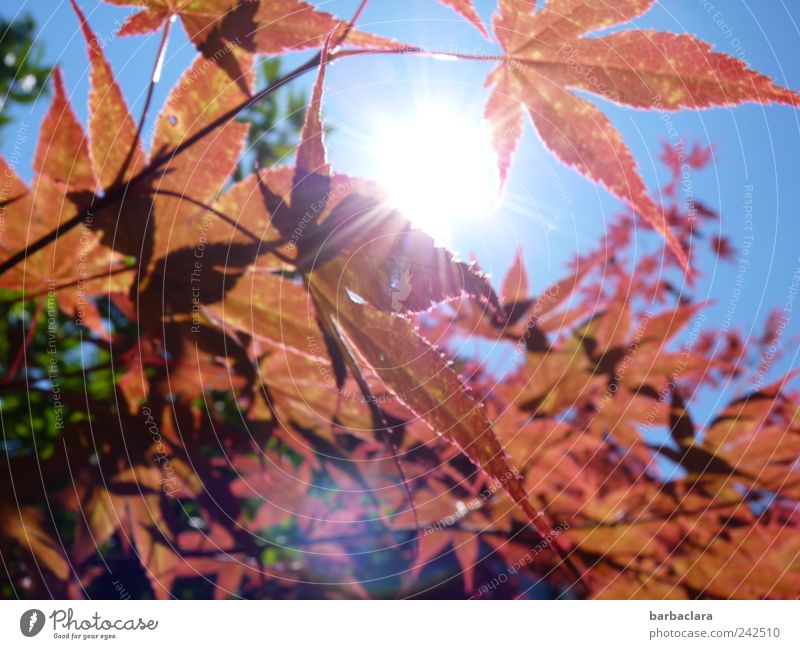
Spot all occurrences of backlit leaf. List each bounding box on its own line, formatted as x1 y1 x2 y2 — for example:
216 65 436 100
484 0 800 270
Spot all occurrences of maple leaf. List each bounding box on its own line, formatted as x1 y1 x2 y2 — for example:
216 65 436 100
23 60 98 288
312 288 549 530
0 148 129 337
295 30 331 179
205 271 322 354
7 0 800 601
435 0 489 38
147 46 254 264
484 0 800 270
105 0 402 53
0 505 70 581
72 488 125 565
390 267 414 319
33 67 96 191
676 523 800 598
115 466 180 599
500 248 529 307
72 0 147 186
270 46 567 553
318 204 505 321
675 378 800 498
264 38 506 320
70 0 155 264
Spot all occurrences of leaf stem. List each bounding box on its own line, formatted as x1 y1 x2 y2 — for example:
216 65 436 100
3 298 44 383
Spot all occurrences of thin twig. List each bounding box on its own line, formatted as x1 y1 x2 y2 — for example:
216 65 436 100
116 17 173 185
308 280 421 560
0 264 133 307
145 188 297 265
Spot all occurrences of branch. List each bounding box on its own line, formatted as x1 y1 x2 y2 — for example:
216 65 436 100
333 0 370 50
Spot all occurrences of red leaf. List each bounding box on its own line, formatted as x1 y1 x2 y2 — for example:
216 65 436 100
436 0 489 39
33 67 95 190
311 284 548 533
501 248 529 306
71 0 147 187
317 196 504 320
148 48 254 261
106 0 403 54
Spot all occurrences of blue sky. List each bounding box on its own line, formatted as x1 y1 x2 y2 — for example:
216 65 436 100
2 0 800 424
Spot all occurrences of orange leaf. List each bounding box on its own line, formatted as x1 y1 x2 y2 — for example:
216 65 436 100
317 198 504 319
484 68 524 189
501 248 529 306
33 67 95 190
484 0 800 270
1 505 70 580
436 0 489 39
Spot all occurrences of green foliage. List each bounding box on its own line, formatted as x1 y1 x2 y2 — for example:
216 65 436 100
0 14 51 132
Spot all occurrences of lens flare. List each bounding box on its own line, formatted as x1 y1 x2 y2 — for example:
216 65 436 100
373 106 500 243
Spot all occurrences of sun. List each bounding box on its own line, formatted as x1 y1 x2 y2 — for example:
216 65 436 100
373 106 500 243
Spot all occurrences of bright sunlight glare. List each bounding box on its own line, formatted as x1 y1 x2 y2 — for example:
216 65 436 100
373 107 500 243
